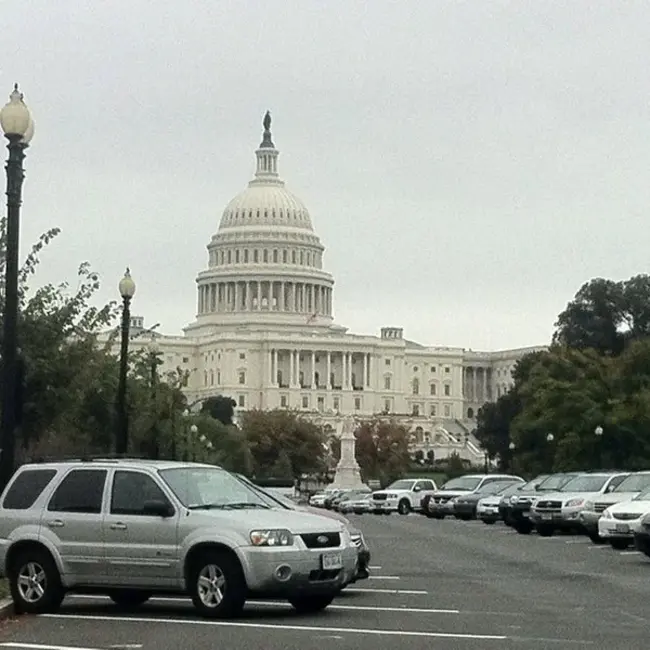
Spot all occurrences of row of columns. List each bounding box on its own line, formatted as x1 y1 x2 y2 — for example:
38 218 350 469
197 280 332 316
464 366 491 402
268 350 372 389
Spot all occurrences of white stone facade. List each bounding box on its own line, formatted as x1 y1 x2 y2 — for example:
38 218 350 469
100 114 546 464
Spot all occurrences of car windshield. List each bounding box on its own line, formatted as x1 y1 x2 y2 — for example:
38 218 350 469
477 481 513 494
559 475 609 493
522 475 548 490
633 487 650 501
387 480 416 490
614 474 650 493
500 483 524 496
232 474 292 509
538 474 576 491
441 477 482 491
159 466 272 510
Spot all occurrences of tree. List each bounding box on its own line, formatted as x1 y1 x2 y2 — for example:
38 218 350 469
200 395 237 426
239 409 327 479
353 417 412 487
553 274 650 355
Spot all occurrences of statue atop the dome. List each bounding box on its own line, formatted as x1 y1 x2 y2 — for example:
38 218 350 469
260 110 274 148
263 110 271 132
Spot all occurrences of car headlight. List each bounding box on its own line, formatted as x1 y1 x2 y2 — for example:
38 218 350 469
602 509 613 519
565 498 584 508
249 529 294 546
510 495 519 504
641 513 650 525
583 501 595 511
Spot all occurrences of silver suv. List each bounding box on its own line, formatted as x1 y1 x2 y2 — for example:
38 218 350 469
0 459 357 618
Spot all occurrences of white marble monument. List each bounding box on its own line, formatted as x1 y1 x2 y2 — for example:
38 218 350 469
331 416 365 489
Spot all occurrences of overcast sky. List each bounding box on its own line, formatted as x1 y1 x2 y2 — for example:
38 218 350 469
3 1 649 350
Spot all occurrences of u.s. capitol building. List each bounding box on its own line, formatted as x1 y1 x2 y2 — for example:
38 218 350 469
110 114 545 463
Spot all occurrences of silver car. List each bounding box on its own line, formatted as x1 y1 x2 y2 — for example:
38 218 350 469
0 459 357 618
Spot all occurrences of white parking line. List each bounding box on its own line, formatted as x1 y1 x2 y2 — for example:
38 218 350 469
0 644 101 650
368 565 382 569
588 545 610 550
39 613 509 641
620 550 641 555
368 575 400 580
346 587 428 595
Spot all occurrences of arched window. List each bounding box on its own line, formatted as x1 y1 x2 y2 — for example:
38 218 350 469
467 407 475 419
412 378 420 395
263 249 268 263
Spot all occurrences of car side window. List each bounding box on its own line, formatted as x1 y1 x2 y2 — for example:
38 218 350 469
414 481 428 491
2 469 57 510
423 481 435 491
47 469 107 514
111 470 171 516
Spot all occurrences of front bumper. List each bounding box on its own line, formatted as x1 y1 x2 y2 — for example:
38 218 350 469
370 499 395 513
453 502 477 517
427 500 455 516
529 510 577 529
598 517 642 539
241 544 358 596
477 504 500 520
578 509 602 532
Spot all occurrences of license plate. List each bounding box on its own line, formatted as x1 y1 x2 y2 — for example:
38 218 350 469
615 523 629 533
541 513 552 520
321 552 343 570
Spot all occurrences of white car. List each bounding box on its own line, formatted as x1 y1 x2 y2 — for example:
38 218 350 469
309 488 340 507
597 487 650 550
370 478 437 515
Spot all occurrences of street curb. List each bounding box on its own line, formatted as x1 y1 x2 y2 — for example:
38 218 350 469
0 598 14 619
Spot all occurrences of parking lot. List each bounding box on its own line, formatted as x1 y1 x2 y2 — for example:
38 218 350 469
1 513 650 650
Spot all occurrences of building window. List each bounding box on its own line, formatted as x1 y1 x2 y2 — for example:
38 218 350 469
182 357 189 363
238 371 246 385
354 397 361 410
333 397 340 411
384 399 391 413
254 250 259 263
244 249 249 263
444 384 451 396
217 371 221 384
203 370 207 386
283 250 288 263
412 378 419 395
444 404 451 417
235 249 240 263
467 407 474 419
445 367 450 373
412 404 420 416
302 395 309 409
273 249 278 263
280 395 288 408
263 249 268 263
239 352 246 360
317 396 325 411
210 370 214 386
430 366 436 372
385 358 391 366
430 404 437 416
238 395 245 408
384 376 391 390
413 366 418 372
430 383 436 396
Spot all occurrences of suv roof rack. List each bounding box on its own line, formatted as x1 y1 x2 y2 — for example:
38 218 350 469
26 454 151 464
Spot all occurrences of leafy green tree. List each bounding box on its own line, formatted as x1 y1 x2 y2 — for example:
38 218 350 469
200 395 237 426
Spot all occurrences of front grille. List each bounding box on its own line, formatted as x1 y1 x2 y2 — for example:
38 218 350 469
536 500 562 509
373 494 387 501
612 513 639 521
300 532 341 548
309 569 341 581
594 503 609 513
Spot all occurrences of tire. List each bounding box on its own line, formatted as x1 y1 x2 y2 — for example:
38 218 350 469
9 547 64 615
536 525 554 537
458 514 471 521
108 589 152 609
188 549 247 618
514 521 533 535
482 519 496 525
610 538 630 551
588 532 605 544
397 499 411 515
432 513 444 520
289 592 335 614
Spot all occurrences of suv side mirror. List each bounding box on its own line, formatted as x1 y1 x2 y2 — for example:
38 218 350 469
413 485 421 492
143 499 175 518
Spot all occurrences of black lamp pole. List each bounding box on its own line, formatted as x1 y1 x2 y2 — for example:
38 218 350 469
115 268 135 455
0 85 33 491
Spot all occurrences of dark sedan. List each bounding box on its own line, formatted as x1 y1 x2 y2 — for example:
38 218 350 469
452 479 524 520
633 513 650 559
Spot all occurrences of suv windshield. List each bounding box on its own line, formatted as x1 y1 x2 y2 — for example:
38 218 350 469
477 481 514 495
387 480 416 491
441 477 482 491
614 473 650 493
633 487 650 501
559 475 609 493
160 467 271 510
538 474 577 491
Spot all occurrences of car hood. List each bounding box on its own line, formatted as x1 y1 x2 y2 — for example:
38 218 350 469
608 499 650 514
294 504 350 525
592 491 640 505
432 490 473 498
190 507 345 534
478 495 501 506
537 490 601 503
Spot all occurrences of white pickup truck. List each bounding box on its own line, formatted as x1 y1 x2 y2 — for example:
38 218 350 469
370 478 438 515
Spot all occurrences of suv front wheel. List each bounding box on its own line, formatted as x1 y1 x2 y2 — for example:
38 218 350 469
398 499 411 515
9 547 64 614
188 549 247 618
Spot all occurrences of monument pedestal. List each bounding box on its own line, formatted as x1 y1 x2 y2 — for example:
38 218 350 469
331 416 365 489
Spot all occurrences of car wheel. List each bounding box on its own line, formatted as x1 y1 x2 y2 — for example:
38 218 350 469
458 514 471 521
482 519 496 525
108 589 152 609
188 550 247 618
289 592 336 614
514 522 533 535
536 525 554 537
398 499 411 515
610 538 630 551
9 548 64 615
432 513 444 519
588 532 605 544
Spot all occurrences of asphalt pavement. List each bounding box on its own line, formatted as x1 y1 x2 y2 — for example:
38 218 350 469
2 513 650 649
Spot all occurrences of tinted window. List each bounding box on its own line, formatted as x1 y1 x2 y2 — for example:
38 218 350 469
111 471 170 516
441 477 482 491
3 469 57 510
48 469 107 514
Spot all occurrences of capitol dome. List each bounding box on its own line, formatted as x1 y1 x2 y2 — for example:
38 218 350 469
193 112 335 330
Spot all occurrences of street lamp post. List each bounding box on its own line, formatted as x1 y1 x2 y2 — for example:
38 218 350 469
594 425 603 469
147 339 162 459
0 85 34 490
115 268 136 455
546 433 555 472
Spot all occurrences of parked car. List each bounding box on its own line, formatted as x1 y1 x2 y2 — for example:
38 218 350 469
0 459 358 617
339 493 374 515
632 512 650 558
234 475 371 583
425 474 523 519
509 472 581 534
498 475 549 524
597 487 650 550
529 471 630 537
477 482 528 524
330 488 371 511
580 471 650 543
309 487 341 507
452 478 525 520
371 478 437 515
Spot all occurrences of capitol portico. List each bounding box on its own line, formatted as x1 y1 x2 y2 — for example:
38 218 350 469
104 113 545 465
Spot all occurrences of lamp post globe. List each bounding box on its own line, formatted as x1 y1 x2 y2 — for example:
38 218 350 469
509 442 516 451
595 426 603 437
190 424 198 435
0 85 34 491
119 268 136 299
546 433 555 443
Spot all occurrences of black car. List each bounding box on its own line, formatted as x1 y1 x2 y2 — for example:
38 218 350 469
499 474 549 524
633 514 650 559
509 472 581 534
452 479 524 520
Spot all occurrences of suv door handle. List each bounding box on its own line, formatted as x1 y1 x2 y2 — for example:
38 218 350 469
47 519 64 528
110 522 127 531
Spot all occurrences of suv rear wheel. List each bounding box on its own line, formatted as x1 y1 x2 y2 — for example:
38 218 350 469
9 547 64 615
188 549 247 618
